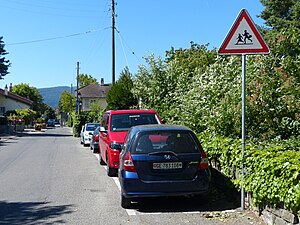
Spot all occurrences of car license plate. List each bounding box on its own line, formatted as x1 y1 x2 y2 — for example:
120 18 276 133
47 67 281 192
153 162 182 170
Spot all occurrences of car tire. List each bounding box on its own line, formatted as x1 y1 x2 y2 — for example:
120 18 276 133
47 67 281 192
107 166 117 177
99 154 106 165
93 147 99 154
121 194 131 208
106 154 117 176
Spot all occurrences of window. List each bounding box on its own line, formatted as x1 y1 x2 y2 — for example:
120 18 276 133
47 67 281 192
0 107 5 114
110 114 160 131
132 131 201 154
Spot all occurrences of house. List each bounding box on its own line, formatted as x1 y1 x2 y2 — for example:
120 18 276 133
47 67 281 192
0 84 33 133
0 84 33 115
75 82 111 112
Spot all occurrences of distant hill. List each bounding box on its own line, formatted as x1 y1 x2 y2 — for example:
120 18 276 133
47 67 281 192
38 86 74 109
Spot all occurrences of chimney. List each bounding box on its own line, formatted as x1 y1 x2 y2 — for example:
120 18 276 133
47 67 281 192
100 78 104 86
9 83 12 92
4 85 8 95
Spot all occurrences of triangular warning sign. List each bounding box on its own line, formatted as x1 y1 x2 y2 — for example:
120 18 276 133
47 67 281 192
218 9 270 55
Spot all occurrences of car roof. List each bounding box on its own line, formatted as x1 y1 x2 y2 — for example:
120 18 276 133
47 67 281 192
85 123 99 126
130 124 192 133
106 109 158 115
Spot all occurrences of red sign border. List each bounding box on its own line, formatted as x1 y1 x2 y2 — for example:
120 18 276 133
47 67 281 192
218 9 270 55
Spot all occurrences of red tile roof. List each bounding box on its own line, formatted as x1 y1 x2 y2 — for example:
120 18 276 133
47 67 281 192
0 89 33 105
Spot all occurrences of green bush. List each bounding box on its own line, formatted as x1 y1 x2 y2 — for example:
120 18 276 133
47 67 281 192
71 111 102 137
199 133 300 216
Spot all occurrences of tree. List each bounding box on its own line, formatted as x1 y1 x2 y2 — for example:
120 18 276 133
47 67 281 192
0 36 11 79
15 109 36 125
106 67 137 110
12 83 45 118
78 74 98 88
259 0 300 29
58 90 75 113
42 104 56 121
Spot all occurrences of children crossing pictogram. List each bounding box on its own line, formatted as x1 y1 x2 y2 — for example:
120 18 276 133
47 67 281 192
235 30 253 45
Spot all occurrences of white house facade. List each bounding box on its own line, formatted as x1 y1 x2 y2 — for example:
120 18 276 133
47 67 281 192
0 86 32 115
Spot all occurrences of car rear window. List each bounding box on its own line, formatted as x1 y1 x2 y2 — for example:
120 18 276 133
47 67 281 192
110 114 160 131
86 124 99 131
132 131 201 154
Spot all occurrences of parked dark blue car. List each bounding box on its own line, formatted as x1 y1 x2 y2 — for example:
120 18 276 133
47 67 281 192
119 124 211 208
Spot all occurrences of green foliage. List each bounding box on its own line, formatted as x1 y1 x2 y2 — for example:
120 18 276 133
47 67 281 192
259 0 300 29
42 104 56 121
58 90 75 113
106 67 137 110
15 109 36 125
12 83 45 118
78 74 98 88
71 111 101 137
0 36 11 79
245 147 300 214
199 133 300 215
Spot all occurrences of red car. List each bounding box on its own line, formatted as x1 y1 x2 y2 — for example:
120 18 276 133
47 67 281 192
98 109 162 176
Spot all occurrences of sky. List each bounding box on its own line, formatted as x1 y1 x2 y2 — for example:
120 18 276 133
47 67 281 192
1 0 265 89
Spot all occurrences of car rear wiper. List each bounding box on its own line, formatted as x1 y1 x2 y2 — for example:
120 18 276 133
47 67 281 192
148 151 178 157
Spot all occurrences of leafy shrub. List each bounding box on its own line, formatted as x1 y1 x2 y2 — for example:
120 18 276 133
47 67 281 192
199 133 300 216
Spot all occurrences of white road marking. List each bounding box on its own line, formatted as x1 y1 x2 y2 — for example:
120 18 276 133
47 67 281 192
93 153 136 216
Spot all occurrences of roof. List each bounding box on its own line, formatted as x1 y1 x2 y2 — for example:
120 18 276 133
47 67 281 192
107 109 158 115
0 89 33 105
131 124 192 133
77 84 111 98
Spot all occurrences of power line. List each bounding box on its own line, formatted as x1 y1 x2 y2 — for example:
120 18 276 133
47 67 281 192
115 27 141 62
7 27 111 46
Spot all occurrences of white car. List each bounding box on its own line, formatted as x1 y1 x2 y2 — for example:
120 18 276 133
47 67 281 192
80 123 100 146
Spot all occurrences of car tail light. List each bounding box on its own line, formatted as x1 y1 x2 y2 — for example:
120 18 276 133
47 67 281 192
95 134 99 141
123 152 136 172
198 150 209 170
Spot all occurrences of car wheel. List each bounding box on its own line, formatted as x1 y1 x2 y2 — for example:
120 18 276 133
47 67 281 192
106 154 117 176
121 194 131 208
107 165 117 177
93 147 99 154
99 152 106 165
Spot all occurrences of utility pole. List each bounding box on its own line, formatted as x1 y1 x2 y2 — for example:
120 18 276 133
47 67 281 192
112 0 115 84
76 62 80 113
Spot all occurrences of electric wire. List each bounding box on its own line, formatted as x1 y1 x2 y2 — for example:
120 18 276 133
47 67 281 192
116 29 130 71
7 27 111 46
115 27 142 63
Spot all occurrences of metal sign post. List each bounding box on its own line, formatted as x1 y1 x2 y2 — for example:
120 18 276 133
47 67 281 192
218 9 270 210
241 54 246 210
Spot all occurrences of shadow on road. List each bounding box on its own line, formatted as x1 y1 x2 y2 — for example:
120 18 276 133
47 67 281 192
132 188 239 213
130 168 240 213
20 133 73 137
0 201 75 224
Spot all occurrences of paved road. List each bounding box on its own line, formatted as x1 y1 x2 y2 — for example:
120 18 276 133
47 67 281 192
0 127 265 225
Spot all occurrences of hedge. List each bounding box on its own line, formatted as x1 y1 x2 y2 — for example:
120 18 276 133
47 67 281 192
199 132 300 216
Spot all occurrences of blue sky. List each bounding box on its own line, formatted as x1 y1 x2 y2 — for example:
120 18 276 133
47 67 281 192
1 0 265 89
